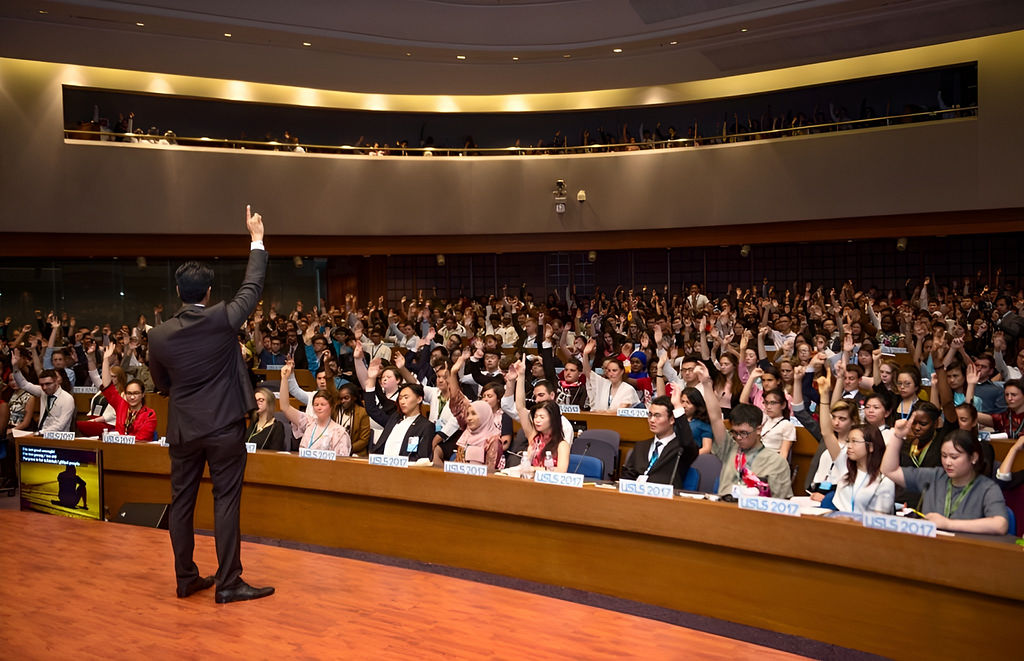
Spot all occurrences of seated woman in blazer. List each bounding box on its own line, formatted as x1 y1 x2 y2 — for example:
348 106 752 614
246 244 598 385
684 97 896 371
245 387 286 451
364 358 434 460
80 343 158 441
334 382 371 456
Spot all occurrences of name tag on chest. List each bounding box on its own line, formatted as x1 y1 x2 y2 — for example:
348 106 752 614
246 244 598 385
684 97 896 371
559 405 581 414
444 461 487 477
862 513 937 537
618 478 673 499
738 495 800 516
369 455 409 468
42 431 75 441
617 408 650 418
299 448 336 461
535 470 584 487
245 443 257 454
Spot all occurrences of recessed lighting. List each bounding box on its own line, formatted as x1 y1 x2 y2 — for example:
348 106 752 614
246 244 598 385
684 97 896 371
456 55 466 60
406 52 411 56
563 54 571 58
39 10 47 13
302 42 311 46
741 28 748 32
613 48 622 53
670 41 677 45
224 33 232 37
136 22 144 26
512 56 518 60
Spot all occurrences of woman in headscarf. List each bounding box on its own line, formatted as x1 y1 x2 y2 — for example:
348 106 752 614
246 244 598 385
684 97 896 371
626 350 653 405
446 354 505 469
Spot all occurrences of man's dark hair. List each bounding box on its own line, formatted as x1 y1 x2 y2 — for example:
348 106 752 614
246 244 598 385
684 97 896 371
481 381 505 399
399 383 424 399
563 357 583 371
533 379 555 394
729 403 763 428
649 395 673 415
175 261 215 304
39 369 58 381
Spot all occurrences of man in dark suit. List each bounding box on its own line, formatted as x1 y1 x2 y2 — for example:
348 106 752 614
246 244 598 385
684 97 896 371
148 206 274 604
620 395 698 489
364 360 435 460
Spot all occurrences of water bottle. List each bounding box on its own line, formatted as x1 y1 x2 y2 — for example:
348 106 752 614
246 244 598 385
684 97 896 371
544 451 555 469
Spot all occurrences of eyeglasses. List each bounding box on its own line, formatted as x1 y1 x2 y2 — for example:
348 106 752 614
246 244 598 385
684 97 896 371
764 400 782 406
847 439 868 445
125 390 144 396
732 430 756 439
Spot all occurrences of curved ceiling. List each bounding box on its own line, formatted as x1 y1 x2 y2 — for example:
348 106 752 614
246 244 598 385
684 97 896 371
1 0 1023 95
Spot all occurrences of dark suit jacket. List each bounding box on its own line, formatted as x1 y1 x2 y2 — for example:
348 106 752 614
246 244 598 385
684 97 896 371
619 411 698 489
364 391 434 461
148 249 267 444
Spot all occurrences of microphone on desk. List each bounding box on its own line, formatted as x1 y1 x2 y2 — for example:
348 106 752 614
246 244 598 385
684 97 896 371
575 442 592 475
667 444 685 492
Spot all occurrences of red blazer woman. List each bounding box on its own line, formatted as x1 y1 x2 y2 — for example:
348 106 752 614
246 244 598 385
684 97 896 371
102 383 158 441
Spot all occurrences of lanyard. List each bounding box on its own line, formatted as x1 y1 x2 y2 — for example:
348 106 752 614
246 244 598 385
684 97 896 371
910 440 931 468
125 408 140 434
308 422 329 450
944 477 977 518
898 398 917 421
1007 412 1024 439
849 470 868 511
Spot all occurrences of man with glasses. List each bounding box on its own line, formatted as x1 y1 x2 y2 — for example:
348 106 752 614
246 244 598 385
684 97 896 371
620 395 698 489
699 363 793 499
10 355 75 433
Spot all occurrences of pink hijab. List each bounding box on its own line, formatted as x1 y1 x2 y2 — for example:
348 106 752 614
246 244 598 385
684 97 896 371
458 401 496 448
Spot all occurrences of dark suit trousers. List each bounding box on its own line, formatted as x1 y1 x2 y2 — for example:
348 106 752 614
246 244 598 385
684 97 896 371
168 419 247 592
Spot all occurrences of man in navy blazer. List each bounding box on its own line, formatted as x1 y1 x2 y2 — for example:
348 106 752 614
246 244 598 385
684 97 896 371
364 360 435 460
148 206 274 604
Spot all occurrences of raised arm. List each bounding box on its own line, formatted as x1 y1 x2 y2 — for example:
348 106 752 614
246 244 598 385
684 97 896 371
881 418 910 488
226 206 269 329
817 373 841 461
100 342 117 389
513 360 536 441
278 362 302 426
739 366 762 404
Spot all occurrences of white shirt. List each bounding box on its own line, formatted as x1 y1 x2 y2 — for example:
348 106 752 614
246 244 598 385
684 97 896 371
759 414 796 455
585 372 640 412
383 414 417 456
830 447 896 514
646 432 676 469
14 371 75 432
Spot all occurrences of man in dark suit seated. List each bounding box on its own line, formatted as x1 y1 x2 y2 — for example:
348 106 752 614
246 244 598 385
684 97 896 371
364 359 435 460
620 395 698 489
148 205 274 604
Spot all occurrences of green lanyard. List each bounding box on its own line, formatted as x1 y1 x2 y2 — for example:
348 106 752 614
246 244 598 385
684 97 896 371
943 477 977 518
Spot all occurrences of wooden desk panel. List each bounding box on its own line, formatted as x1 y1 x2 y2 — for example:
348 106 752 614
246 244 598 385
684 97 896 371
14 436 1024 661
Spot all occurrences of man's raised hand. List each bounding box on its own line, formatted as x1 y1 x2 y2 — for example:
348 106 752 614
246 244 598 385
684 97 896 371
246 205 264 242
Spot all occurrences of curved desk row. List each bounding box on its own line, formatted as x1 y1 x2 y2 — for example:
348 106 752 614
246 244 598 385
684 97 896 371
14 436 1024 661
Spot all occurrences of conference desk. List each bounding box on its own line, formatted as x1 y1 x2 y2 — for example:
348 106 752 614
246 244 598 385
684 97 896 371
14 436 1024 661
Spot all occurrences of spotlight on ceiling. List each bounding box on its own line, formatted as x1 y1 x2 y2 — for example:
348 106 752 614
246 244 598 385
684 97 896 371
896 237 908 252
588 251 597 263
436 254 446 266
293 256 304 268
136 256 147 270
740 245 751 258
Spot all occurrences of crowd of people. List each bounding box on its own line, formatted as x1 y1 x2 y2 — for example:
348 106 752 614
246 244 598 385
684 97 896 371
71 90 972 156
2 269 1022 535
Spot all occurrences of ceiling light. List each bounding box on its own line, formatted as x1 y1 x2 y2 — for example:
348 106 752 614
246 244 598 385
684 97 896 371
670 41 677 45
741 28 748 32
302 42 311 46
613 48 622 53
224 33 232 37
456 55 466 60
512 57 519 60
563 54 571 58
406 52 411 56
136 22 144 26
39 10 47 14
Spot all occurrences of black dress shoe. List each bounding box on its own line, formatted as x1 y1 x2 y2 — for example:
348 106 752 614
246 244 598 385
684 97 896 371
215 581 275 604
177 575 215 599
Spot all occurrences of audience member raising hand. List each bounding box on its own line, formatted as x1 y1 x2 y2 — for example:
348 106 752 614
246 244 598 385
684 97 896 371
279 360 351 456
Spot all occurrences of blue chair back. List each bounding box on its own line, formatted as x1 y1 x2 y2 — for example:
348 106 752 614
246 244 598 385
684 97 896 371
568 454 605 479
690 454 723 494
1007 507 1017 537
682 467 700 491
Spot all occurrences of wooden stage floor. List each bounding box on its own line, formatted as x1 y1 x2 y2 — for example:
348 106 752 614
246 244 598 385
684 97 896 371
0 510 813 660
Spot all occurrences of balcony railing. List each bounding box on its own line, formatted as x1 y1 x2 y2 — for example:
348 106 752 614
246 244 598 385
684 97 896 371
64 106 977 157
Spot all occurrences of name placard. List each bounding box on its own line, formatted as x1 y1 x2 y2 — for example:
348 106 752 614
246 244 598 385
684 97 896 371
42 431 75 441
559 405 581 414
73 386 98 394
264 364 284 370
617 408 650 418
245 443 257 454
103 434 136 445
368 454 409 468
299 448 336 461
863 513 937 538
881 347 909 354
535 470 584 488
443 461 488 477
738 495 800 517
618 478 673 499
